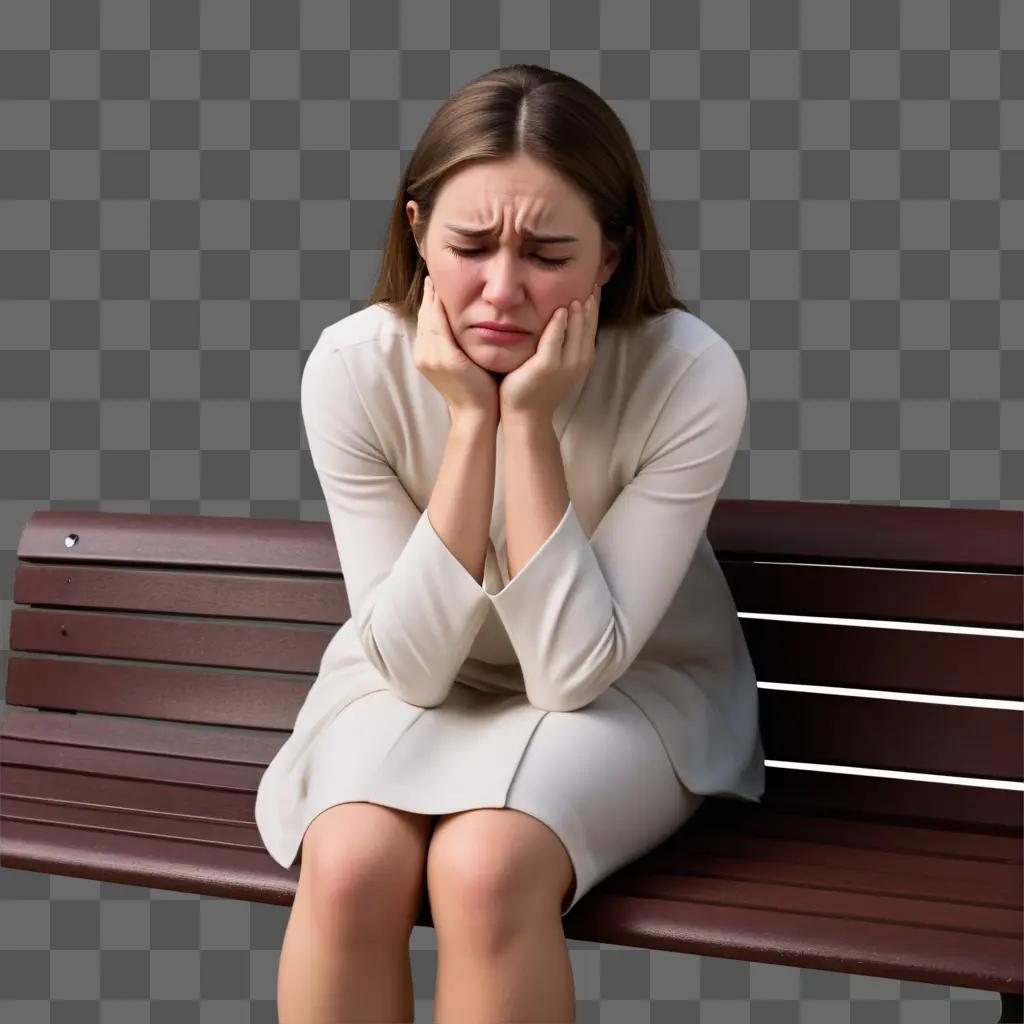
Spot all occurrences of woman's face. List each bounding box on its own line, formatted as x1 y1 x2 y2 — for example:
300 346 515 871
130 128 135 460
406 153 620 376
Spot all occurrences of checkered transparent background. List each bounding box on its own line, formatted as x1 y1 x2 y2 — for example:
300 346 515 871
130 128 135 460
1 0 1019 1019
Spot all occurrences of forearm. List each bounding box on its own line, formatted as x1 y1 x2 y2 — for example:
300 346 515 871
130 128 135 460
428 410 498 585
501 414 569 580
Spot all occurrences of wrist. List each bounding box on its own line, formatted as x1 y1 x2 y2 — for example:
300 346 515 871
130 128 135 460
499 409 553 439
449 407 499 436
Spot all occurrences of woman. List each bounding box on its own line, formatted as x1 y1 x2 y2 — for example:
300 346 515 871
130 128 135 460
257 63 765 1023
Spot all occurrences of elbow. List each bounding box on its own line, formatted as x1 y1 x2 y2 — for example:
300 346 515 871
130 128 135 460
386 676 455 709
524 668 617 713
523 635 625 712
356 621 454 708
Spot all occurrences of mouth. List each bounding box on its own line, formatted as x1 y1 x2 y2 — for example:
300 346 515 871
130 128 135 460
471 325 532 343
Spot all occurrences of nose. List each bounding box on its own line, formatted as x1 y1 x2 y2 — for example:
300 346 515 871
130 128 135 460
480 249 529 306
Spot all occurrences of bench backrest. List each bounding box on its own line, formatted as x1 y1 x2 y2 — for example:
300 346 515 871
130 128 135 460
8 500 1023 836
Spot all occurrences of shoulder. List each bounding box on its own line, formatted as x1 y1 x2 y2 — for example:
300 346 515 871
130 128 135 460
648 309 743 380
309 303 409 366
303 303 416 399
609 309 747 417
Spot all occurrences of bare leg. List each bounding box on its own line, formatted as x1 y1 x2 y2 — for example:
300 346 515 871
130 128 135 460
277 861 415 1023
434 909 575 1023
277 802 435 1023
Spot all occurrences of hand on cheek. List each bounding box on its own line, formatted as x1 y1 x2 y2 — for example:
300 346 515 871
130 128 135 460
498 282 601 421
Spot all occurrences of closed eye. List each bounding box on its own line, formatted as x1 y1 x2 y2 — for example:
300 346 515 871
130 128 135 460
445 245 570 268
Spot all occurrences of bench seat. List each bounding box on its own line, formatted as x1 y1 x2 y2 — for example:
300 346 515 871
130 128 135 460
3 704 1019 995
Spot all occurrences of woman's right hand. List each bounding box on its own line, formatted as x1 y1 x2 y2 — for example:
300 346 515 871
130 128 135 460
414 276 499 421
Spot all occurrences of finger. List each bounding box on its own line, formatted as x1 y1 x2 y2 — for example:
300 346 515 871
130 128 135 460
562 299 584 363
537 305 568 359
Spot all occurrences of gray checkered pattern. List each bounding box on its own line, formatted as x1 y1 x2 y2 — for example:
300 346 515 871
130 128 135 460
1 0 1019 1020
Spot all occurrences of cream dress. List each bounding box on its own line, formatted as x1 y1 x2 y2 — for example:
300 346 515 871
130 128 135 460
254 303 764 916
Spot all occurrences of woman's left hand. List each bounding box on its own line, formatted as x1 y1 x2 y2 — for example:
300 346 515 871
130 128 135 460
498 282 601 423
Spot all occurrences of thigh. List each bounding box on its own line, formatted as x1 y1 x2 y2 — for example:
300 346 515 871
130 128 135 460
502 687 703 916
297 801 437 933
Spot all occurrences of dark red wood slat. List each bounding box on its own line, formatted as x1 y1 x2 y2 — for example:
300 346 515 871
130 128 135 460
694 799 1023 863
759 691 1024 781
21 502 1024 575
1 797 261 848
742 618 1023 701
563 892 1023 993
601 869 1022 938
17 509 342 576
4 657 312 730
13 563 349 625
0 818 297 906
15 558 1021 635
1 737 264 792
756 767 1024 833
9 607 333 673
639 831 1021 903
1 764 256 822
721 560 1023 630
0 707 288 761
709 500 1024 574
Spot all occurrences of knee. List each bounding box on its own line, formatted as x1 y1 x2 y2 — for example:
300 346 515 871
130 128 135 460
300 842 424 945
427 841 541 948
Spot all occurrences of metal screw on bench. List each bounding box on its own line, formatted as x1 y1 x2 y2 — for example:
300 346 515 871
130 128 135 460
65 534 78 548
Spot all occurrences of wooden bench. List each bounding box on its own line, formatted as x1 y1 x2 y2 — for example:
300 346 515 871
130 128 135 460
2 500 1022 1021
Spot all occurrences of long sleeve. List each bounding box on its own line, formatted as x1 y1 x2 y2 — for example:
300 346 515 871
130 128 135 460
483 339 749 713
301 336 493 707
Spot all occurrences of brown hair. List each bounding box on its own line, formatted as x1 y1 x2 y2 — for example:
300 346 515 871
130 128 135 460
366 63 689 329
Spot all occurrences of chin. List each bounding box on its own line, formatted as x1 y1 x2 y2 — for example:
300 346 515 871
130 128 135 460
465 340 530 367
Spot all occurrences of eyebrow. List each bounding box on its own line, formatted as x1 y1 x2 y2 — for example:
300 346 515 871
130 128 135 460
443 223 579 244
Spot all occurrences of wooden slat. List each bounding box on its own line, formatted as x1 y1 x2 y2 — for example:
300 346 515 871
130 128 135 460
563 892 1023 993
1 796 260 848
602 871 1021 937
693 798 1023 863
741 618 1023 701
20 502 1023 576
1 738 264 792
13 562 349 625
759 690 1023 781
637 825 1021 903
756 766 1024 834
17 509 342 575
709 499 1024 574
0 818 297 906
2 756 256 822
15 557 1021 633
0 707 289 758
5 657 312 730
10 607 333 673
721 560 1023 630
